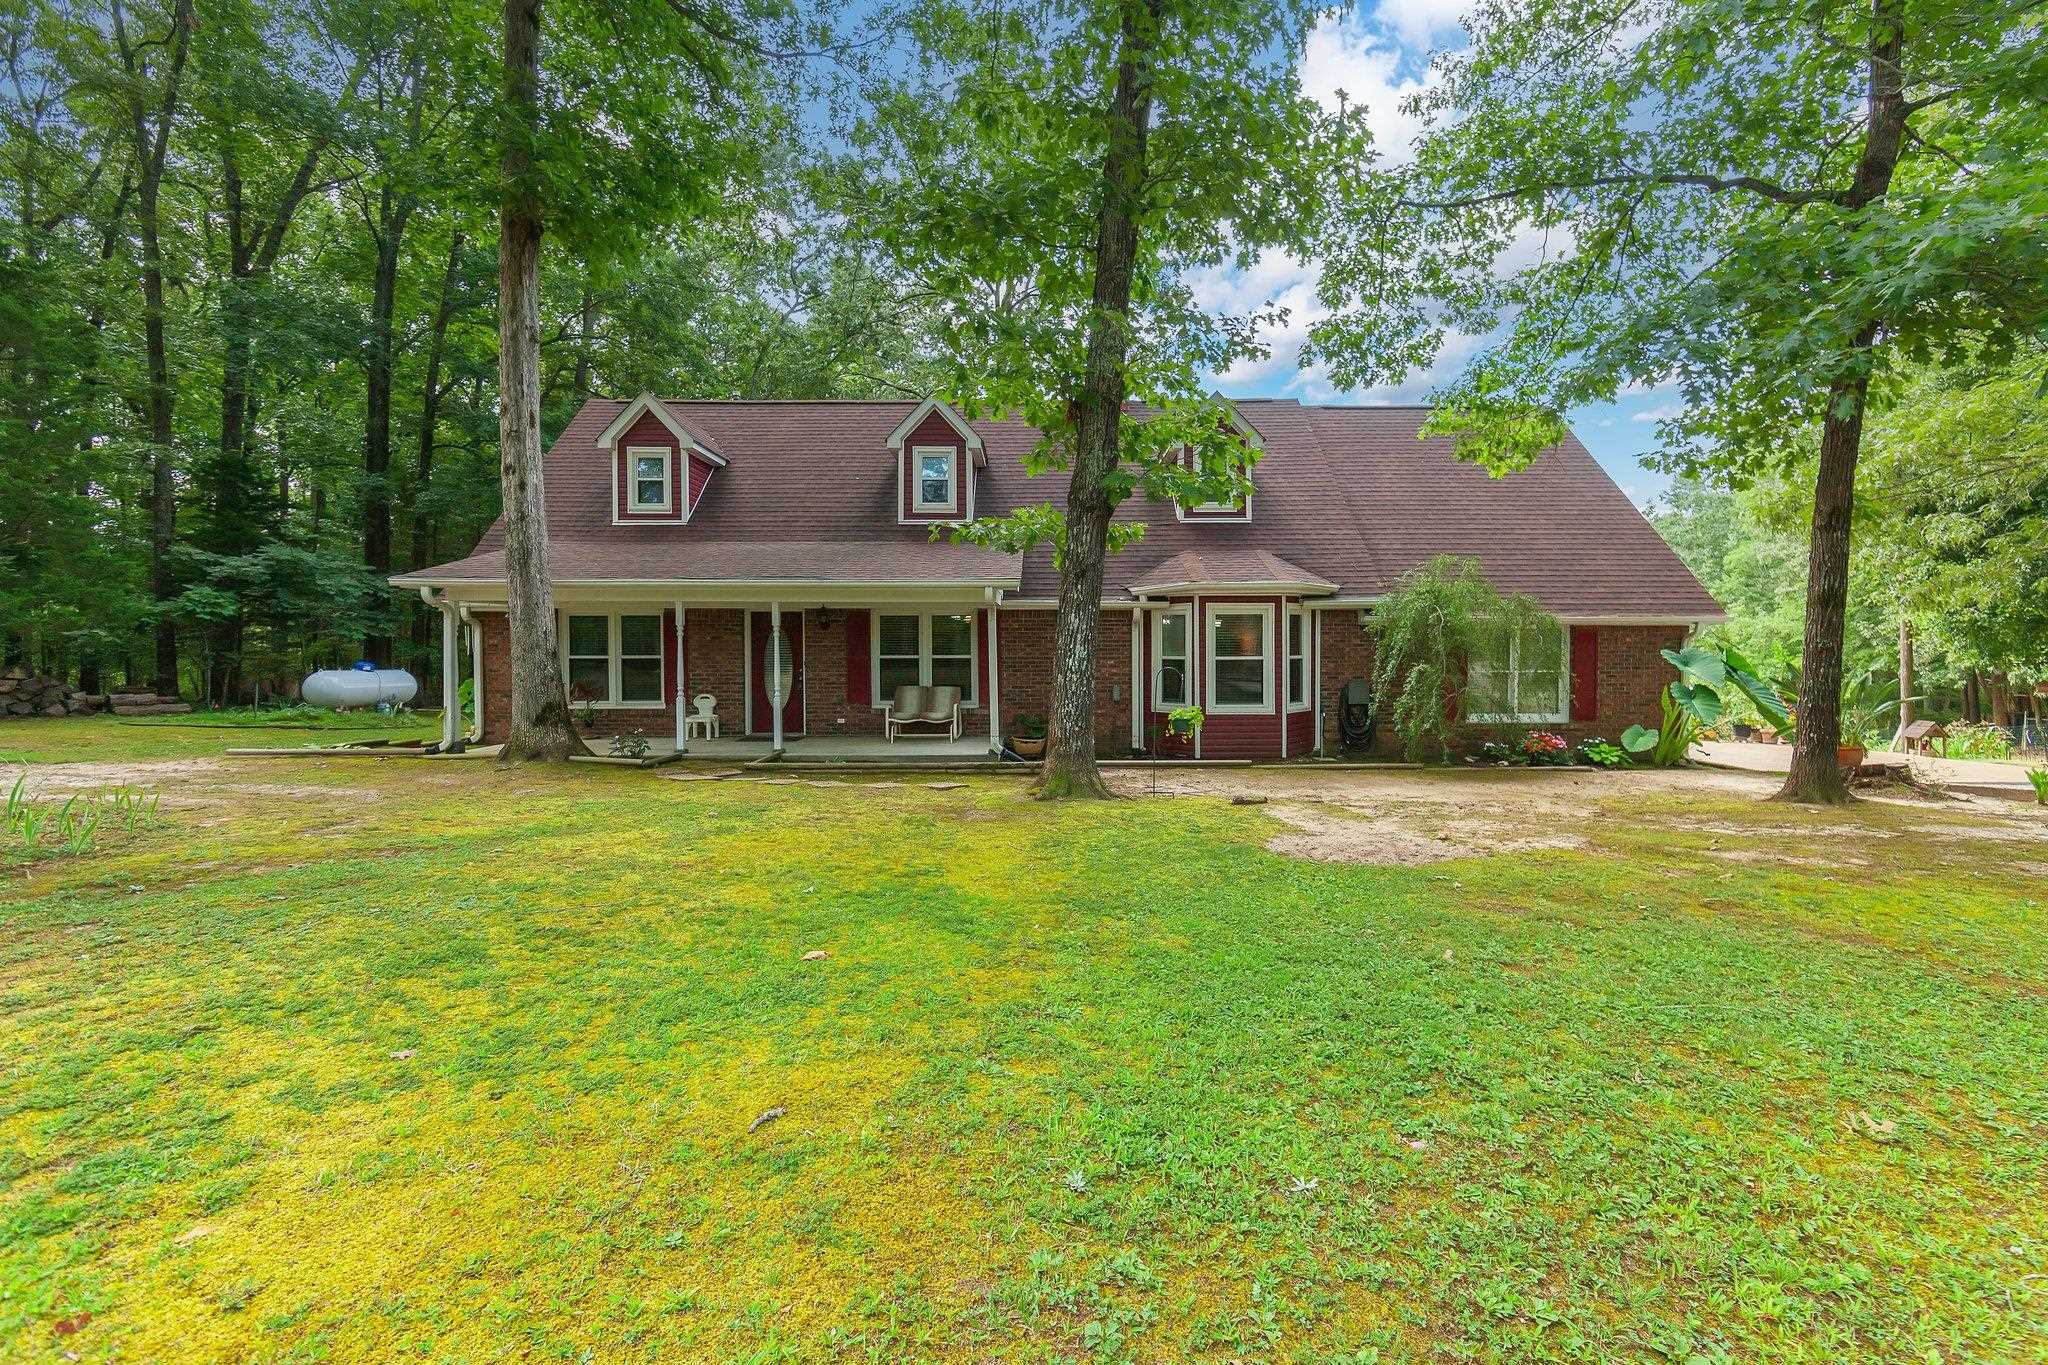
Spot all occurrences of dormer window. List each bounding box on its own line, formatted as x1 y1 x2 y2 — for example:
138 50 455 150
913 447 956 513
627 448 672 513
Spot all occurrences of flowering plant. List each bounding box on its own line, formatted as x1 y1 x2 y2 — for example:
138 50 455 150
1520 730 1571 764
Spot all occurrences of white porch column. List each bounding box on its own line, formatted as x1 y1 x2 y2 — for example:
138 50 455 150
439 597 459 748
986 589 1002 754
1129 605 1143 752
769 599 784 753
684 601 700 757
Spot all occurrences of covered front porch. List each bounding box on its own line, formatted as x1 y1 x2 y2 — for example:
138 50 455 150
417 581 1023 756
654 732 1007 764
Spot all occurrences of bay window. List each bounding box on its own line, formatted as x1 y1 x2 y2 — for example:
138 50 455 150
1287 608 1308 709
1153 606 1190 708
873 612 978 702
1207 606 1272 713
562 611 666 706
1466 620 1568 722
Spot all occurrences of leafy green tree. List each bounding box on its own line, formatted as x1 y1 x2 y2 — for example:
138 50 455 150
866 0 1358 797
1310 0 2048 801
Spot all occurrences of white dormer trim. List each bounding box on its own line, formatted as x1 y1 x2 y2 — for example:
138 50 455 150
595 393 728 466
887 397 984 458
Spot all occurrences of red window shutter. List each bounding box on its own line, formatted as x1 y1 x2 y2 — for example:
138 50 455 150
845 609 871 706
1569 626 1598 722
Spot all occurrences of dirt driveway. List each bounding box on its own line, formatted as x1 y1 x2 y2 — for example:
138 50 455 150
1108 761 2048 865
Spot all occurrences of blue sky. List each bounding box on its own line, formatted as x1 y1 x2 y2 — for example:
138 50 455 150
1193 2 1680 510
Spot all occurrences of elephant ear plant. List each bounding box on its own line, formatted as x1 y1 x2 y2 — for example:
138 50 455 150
1624 644 1792 767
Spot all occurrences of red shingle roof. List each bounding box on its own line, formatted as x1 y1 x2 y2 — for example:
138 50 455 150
402 397 1720 620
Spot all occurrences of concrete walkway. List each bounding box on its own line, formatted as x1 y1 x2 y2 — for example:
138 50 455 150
1695 740 2045 802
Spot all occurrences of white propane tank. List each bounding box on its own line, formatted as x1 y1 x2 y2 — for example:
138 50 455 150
302 667 419 710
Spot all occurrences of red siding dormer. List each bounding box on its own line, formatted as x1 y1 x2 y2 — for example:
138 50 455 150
889 398 982 526
596 393 728 526
1175 395 1262 524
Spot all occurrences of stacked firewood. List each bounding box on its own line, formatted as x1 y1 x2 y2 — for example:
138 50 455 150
0 668 192 717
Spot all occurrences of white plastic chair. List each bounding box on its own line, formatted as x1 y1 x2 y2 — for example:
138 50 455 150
686 693 720 740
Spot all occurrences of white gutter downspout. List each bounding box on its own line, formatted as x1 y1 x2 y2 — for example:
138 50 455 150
985 587 1002 756
1312 607 1324 756
1129 604 1143 754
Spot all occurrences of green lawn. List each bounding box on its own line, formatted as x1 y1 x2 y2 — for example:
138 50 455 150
2 721 2044 1361
0 712 441 764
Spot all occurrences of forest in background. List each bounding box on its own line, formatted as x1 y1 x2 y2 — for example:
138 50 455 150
4 0 2044 743
2 0 946 702
1652 352 2048 738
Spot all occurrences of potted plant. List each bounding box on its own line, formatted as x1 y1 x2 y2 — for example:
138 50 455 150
1009 713 1048 759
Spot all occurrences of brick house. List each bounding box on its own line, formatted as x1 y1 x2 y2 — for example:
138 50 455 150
393 394 1721 758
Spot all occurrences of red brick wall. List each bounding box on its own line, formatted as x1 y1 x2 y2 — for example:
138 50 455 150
478 604 1684 759
996 608 1137 754
681 609 746 734
1315 614 1684 755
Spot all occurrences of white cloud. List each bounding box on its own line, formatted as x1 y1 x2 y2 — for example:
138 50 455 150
1633 402 1683 423
1372 0 1477 49
1298 15 1440 164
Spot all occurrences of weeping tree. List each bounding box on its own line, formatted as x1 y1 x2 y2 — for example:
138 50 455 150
1309 0 2048 802
862 0 1360 798
1367 556 1555 762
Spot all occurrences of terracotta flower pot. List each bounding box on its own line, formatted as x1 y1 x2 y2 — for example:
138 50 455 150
1011 738 1046 759
1837 744 1867 769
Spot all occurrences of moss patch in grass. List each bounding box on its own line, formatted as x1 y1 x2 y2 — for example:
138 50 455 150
1 726 2044 1360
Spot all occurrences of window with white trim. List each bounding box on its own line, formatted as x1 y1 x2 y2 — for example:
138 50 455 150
1207 606 1271 712
626 447 672 512
1286 608 1308 709
873 612 978 702
562 611 665 706
1153 607 1191 708
1466 620 1568 722
912 446 957 512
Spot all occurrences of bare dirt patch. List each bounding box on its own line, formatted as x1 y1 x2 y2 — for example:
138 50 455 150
1262 801 1586 865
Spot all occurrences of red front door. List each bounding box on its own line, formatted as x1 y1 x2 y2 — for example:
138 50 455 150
748 612 805 736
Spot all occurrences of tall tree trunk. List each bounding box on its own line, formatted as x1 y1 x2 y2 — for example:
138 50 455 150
412 231 463 671
573 276 595 402
1774 0 1907 804
362 187 409 663
112 0 195 694
1891 616 1913 749
497 0 586 761
1039 0 1159 800
1779 364 1869 801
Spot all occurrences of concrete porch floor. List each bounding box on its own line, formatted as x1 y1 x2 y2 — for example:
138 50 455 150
654 732 1004 764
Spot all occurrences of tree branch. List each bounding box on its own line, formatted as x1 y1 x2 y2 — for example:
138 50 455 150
1401 170 1851 211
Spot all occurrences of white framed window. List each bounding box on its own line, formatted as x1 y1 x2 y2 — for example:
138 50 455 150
1206 605 1272 713
625 446 672 513
912 445 957 512
1175 446 1252 520
1286 608 1308 710
1466 620 1568 723
872 611 978 703
1152 606 1190 709
561 611 665 706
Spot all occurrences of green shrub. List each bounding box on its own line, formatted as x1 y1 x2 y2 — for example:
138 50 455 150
1942 721 2014 760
